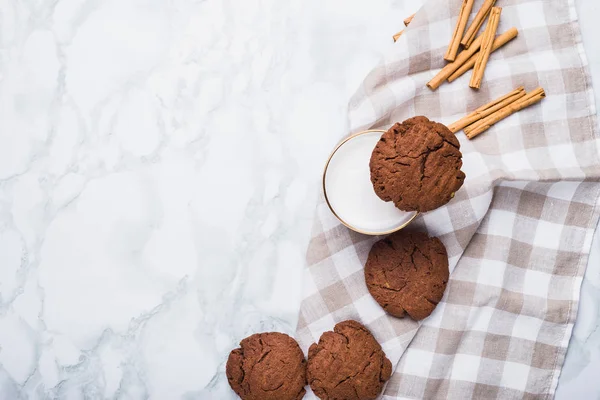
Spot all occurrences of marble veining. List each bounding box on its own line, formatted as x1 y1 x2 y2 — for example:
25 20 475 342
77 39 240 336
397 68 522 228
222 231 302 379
0 0 598 398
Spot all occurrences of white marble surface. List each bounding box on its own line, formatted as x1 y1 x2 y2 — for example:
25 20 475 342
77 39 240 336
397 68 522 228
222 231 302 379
0 0 598 398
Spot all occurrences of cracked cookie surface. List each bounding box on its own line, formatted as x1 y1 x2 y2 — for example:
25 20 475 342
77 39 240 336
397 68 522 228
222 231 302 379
307 320 392 400
370 116 465 212
226 332 307 400
365 231 449 320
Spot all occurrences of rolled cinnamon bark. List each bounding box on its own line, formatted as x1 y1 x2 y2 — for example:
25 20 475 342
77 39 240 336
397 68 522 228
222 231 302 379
393 30 404 42
393 12 416 42
428 34 485 90
444 0 475 62
464 87 546 139
461 0 496 49
448 86 526 133
448 27 519 83
470 7 502 89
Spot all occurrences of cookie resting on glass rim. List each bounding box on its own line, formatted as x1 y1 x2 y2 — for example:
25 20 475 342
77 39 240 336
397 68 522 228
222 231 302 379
369 116 466 213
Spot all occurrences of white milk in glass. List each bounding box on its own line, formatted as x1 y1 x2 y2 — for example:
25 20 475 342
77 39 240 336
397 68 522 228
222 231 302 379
324 131 417 234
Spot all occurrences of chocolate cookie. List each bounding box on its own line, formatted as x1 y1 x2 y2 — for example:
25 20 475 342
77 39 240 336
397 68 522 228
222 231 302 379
365 231 449 320
307 320 392 400
370 116 465 212
226 332 307 400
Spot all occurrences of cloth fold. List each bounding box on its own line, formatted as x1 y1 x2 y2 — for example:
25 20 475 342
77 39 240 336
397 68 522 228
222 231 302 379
296 0 600 398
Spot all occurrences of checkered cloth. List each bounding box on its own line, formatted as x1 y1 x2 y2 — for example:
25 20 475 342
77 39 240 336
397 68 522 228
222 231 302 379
296 0 600 398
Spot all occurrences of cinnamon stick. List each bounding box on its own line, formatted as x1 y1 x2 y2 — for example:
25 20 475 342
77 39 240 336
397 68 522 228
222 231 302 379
394 13 416 41
461 0 496 49
448 27 518 83
470 7 502 89
464 87 546 139
427 33 486 90
448 87 526 133
445 0 475 62
393 30 404 42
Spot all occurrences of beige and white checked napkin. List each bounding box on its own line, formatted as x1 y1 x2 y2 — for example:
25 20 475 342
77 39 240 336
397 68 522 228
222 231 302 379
296 0 600 398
